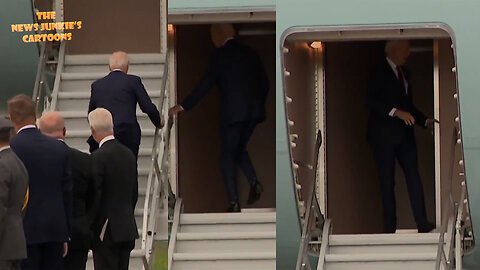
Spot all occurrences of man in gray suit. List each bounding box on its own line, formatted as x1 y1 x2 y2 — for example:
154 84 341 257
0 118 29 270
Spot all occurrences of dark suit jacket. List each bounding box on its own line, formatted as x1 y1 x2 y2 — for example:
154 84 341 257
67 146 95 250
87 70 161 151
0 148 28 260
181 39 269 127
91 139 138 243
10 128 73 244
366 59 427 144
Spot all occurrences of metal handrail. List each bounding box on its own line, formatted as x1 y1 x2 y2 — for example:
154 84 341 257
141 51 170 266
455 184 467 269
32 0 64 114
316 219 332 270
167 198 183 270
49 42 65 111
296 130 325 270
435 126 472 269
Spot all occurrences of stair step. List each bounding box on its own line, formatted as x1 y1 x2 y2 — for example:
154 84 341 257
61 77 162 92
61 71 164 80
325 252 437 262
176 238 275 253
177 231 275 241
78 148 154 157
171 259 275 270
241 208 276 213
64 137 157 157
63 63 164 73
58 90 162 99
329 243 440 254
325 261 436 270
173 251 276 261
329 233 441 246
180 212 276 225
180 222 276 233
65 129 156 138
88 248 146 258
60 110 158 119
65 54 165 65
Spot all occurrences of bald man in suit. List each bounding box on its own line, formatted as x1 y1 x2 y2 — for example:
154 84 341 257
38 112 95 270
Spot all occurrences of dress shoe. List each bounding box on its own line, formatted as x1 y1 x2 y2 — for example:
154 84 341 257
418 222 435 233
247 182 263 205
227 202 241 212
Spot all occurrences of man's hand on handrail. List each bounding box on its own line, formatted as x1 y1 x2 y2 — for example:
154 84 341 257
169 104 184 117
156 117 165 129
426 118 440 135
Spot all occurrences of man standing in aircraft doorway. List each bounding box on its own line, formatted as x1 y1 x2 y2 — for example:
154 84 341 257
366 40 436 234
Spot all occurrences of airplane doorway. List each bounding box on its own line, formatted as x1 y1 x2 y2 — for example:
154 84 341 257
172 23 276 213
283 29 459 235
324 40 435 234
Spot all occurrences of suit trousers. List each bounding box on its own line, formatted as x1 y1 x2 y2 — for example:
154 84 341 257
220 120 259 203
0 260 21 270
371 134 429 233
21 242 63 270
92 227 134 270
63 249 88 270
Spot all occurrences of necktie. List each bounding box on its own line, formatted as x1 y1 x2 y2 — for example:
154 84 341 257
397 66 407 94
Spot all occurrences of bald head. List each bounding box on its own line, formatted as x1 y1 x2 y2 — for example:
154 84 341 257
210 24 236 48
109 51 129 73
38 111 66 139
385 40 410 66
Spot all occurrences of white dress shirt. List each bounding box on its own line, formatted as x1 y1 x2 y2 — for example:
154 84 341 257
386 58 427 127
99 135 115 148
386 57 408 117
0 146 10 152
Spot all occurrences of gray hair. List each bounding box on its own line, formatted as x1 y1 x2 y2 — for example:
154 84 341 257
109 51 129 71
88 108 113 134
38 111 65 139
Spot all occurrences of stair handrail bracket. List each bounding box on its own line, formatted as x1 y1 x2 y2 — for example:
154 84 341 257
295 130 326 270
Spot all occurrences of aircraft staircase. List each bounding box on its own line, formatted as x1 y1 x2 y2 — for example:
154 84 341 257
44 46 168 269
168 200 276 270
318 230 445 270
293 95 473 270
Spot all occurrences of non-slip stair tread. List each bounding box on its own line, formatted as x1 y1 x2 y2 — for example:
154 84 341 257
325 252 437 262
329 233 441 246
180 212 276 225
173 251 276 261
177 231 276 240
65 54 166 65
